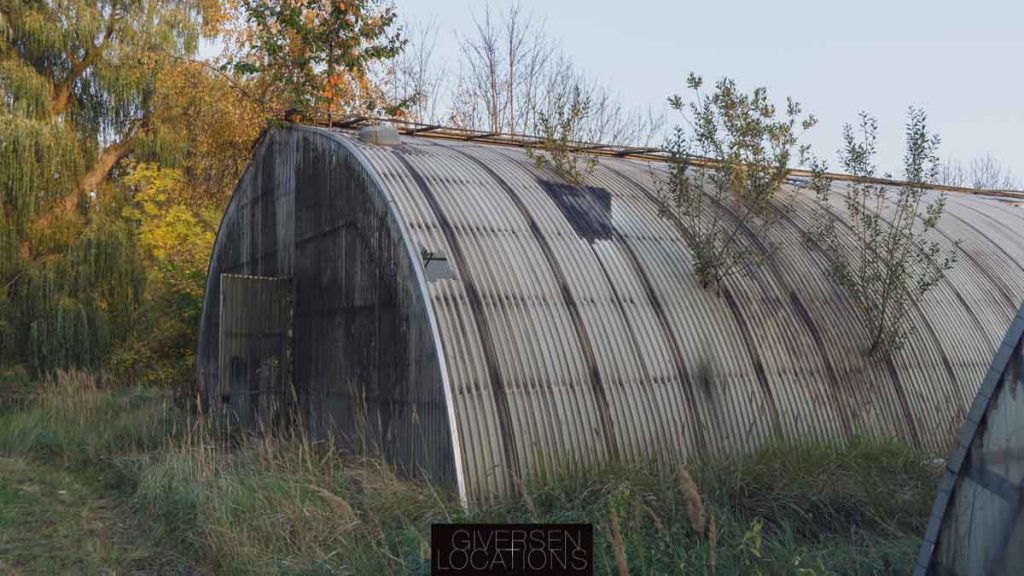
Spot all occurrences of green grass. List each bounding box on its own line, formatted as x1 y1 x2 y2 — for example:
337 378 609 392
0 371 177 466
466 439 937 576
0 456 172 574
0 371 943 575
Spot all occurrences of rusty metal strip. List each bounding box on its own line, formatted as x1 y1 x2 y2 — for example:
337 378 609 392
391 150 523 483
431 141 622 463
324 121 1024 200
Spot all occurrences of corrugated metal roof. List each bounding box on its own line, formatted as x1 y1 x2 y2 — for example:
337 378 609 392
315 126 1024 502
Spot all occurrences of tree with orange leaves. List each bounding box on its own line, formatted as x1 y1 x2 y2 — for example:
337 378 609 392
226 0 405 122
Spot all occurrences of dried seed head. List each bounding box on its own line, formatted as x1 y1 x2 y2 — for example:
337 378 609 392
708 508 718 574
608 505 631 576
305 484 357 524
644 503 666 535
677 464 706 536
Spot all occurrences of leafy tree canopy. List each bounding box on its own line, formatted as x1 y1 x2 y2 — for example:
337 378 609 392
225 0 404 119
0 0 223 374
1 0 407 380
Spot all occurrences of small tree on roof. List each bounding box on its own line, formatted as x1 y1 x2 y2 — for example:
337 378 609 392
526 82 599 186
661 74 816 290
808 107 959 357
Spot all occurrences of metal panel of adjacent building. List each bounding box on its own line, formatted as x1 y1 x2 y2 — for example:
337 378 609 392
915 304 1024 576
196 125 1024 504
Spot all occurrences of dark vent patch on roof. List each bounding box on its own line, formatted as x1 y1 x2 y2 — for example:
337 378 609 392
539 180 614 242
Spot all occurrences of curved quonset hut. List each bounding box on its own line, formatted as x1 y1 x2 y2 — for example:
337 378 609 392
916 304 1024 576
196 125 1024 502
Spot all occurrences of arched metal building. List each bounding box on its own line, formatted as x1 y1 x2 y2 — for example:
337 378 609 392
915 303 1024 576
195 125 1024 503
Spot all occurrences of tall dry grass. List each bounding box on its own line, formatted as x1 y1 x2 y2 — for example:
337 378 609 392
0 370 176 465
134 430 450 574
0 372 942 575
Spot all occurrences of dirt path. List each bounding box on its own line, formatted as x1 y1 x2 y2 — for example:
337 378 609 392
0 457 189 575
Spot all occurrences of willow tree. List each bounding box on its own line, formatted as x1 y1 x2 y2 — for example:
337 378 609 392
0 1 219 374
111 55 266 387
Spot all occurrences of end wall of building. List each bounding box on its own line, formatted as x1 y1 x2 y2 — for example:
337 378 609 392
196 127 459 490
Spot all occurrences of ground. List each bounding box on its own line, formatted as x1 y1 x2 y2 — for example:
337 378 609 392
0 457 191 575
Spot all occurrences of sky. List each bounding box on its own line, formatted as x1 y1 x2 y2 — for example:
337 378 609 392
395 0 1023 180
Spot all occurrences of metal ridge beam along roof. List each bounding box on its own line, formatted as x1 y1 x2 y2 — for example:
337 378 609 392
324 116 1024 201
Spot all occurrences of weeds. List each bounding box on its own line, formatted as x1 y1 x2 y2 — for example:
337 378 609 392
526 83 599 185
0 371 176 465
0 373 940 574
808 108 958 357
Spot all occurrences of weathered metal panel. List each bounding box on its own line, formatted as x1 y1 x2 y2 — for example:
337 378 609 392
196 132 295 404
195 128 460 494
218 274 291 426
197 125 1024 504
290 129 458 489
916 305 1024 576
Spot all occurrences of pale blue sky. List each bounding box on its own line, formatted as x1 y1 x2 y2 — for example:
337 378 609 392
396 0 1023 179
